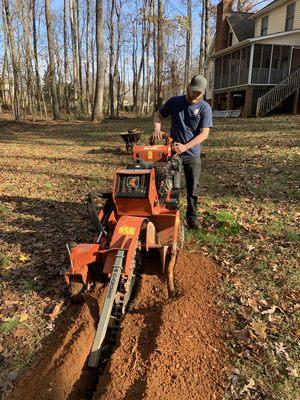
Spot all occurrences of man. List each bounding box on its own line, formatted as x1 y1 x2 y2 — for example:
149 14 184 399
153 75 212 230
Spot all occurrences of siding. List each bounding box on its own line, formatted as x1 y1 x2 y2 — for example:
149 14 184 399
232 29 239 46
255 31 300 44
254 0 300 36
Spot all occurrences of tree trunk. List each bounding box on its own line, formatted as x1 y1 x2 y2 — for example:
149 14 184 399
45 0 60 119
31 0 47 118
132 19 138 113
63 0 70 114
3 0 21 121
86 0 91 115
108 0 115 117
204 0 210 62
70 0 80 114
156 0 163 110
92 0 105 121
199 0 205 73
184 0 192 88
22 2 36 118
76 0 85 114
146 0 153 114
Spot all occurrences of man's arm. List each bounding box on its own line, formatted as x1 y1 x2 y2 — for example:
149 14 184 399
174 128 210 154
153 111 164 140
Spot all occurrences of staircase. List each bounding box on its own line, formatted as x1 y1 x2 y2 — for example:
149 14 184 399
256 68 300 117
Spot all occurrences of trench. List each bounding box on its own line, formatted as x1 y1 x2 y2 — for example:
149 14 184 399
10 251 227 400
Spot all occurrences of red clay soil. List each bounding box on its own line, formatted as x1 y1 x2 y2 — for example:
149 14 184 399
94 251 228 400
9 286 104 400
8 251 227 400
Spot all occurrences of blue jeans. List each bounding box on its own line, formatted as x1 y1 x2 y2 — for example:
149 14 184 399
181 155 201 222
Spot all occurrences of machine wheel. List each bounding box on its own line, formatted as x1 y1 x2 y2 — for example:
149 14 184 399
69 276 86 303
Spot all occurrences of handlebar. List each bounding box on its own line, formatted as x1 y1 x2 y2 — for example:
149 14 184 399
149 132 172 146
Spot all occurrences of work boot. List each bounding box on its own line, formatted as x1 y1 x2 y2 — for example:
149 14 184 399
187 218 201 230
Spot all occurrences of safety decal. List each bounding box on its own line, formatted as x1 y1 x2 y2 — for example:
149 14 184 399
118 226 136 235
147 151 153 159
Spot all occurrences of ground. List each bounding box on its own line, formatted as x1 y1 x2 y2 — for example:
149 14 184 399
0 113 299 399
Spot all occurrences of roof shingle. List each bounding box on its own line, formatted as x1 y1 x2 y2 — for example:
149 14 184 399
227 12 255 41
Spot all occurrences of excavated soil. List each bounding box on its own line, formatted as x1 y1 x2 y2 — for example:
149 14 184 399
10 286 104 400
94 251 227 400
10 251 227 400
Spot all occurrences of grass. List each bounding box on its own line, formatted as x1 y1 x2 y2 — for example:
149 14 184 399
183 116 299 400
0 114 299 399
0 316 19 334
0 205 12 214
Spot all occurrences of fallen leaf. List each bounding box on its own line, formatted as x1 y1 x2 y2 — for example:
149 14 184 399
259 299 268 306
19 314 29 322
49 302 63 321
248 298 259 312
250 320 267 340
19 254 31 263
0 257 10 270
275 342 291 361
14 327 26 338
240 378 255 394
286 366 299 377
294 328 300 337
246 244 255 252
262 305 277 315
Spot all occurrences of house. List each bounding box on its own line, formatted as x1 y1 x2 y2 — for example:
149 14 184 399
206 0 300 116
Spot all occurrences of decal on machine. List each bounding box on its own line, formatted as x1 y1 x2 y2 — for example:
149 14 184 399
147 151 153 159
118 226 136 235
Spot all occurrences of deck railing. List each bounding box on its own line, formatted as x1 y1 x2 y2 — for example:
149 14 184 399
256 68 300 116
215 68 291 89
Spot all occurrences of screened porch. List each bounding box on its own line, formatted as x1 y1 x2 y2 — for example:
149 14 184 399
214 44 294 89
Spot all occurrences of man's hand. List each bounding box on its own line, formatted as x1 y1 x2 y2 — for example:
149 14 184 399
153 130 163 140
174 142 188 154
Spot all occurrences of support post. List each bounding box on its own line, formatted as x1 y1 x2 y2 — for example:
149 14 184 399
293 88 299 115
248 44 254 84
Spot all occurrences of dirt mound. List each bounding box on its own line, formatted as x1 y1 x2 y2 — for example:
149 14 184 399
9 251 227 400
9 286 104 400
94 251 227 400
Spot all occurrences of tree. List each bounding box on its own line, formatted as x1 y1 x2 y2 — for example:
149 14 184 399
92 0 105 121
86 0 91 115
31 0 47 118
204 0 210 61
3 0 21 121
184 0 192 88
156 0 163 110
45 0 61 119
108 0 116 117
63 0 70 114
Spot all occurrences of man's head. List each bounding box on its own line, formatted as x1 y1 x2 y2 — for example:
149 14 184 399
186 75 207 104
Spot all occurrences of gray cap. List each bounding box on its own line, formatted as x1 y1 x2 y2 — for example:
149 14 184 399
189 75 207 92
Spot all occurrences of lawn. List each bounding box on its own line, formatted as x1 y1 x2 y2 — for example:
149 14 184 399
0 114 299 399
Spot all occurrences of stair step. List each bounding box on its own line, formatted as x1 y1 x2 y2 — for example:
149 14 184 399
256 69 300 117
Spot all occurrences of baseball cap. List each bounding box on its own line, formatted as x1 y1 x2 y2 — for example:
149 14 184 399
189 75 207 92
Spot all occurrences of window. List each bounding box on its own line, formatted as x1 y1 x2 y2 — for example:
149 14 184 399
285 3 295 31
261 16 268 36
228 32 233 47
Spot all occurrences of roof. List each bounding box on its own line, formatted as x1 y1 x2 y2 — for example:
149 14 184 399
258 0 281 12
252 0 285 18
227 12 255 41
212 27 300 58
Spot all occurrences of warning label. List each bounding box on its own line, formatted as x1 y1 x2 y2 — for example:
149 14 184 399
118 226 136 235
